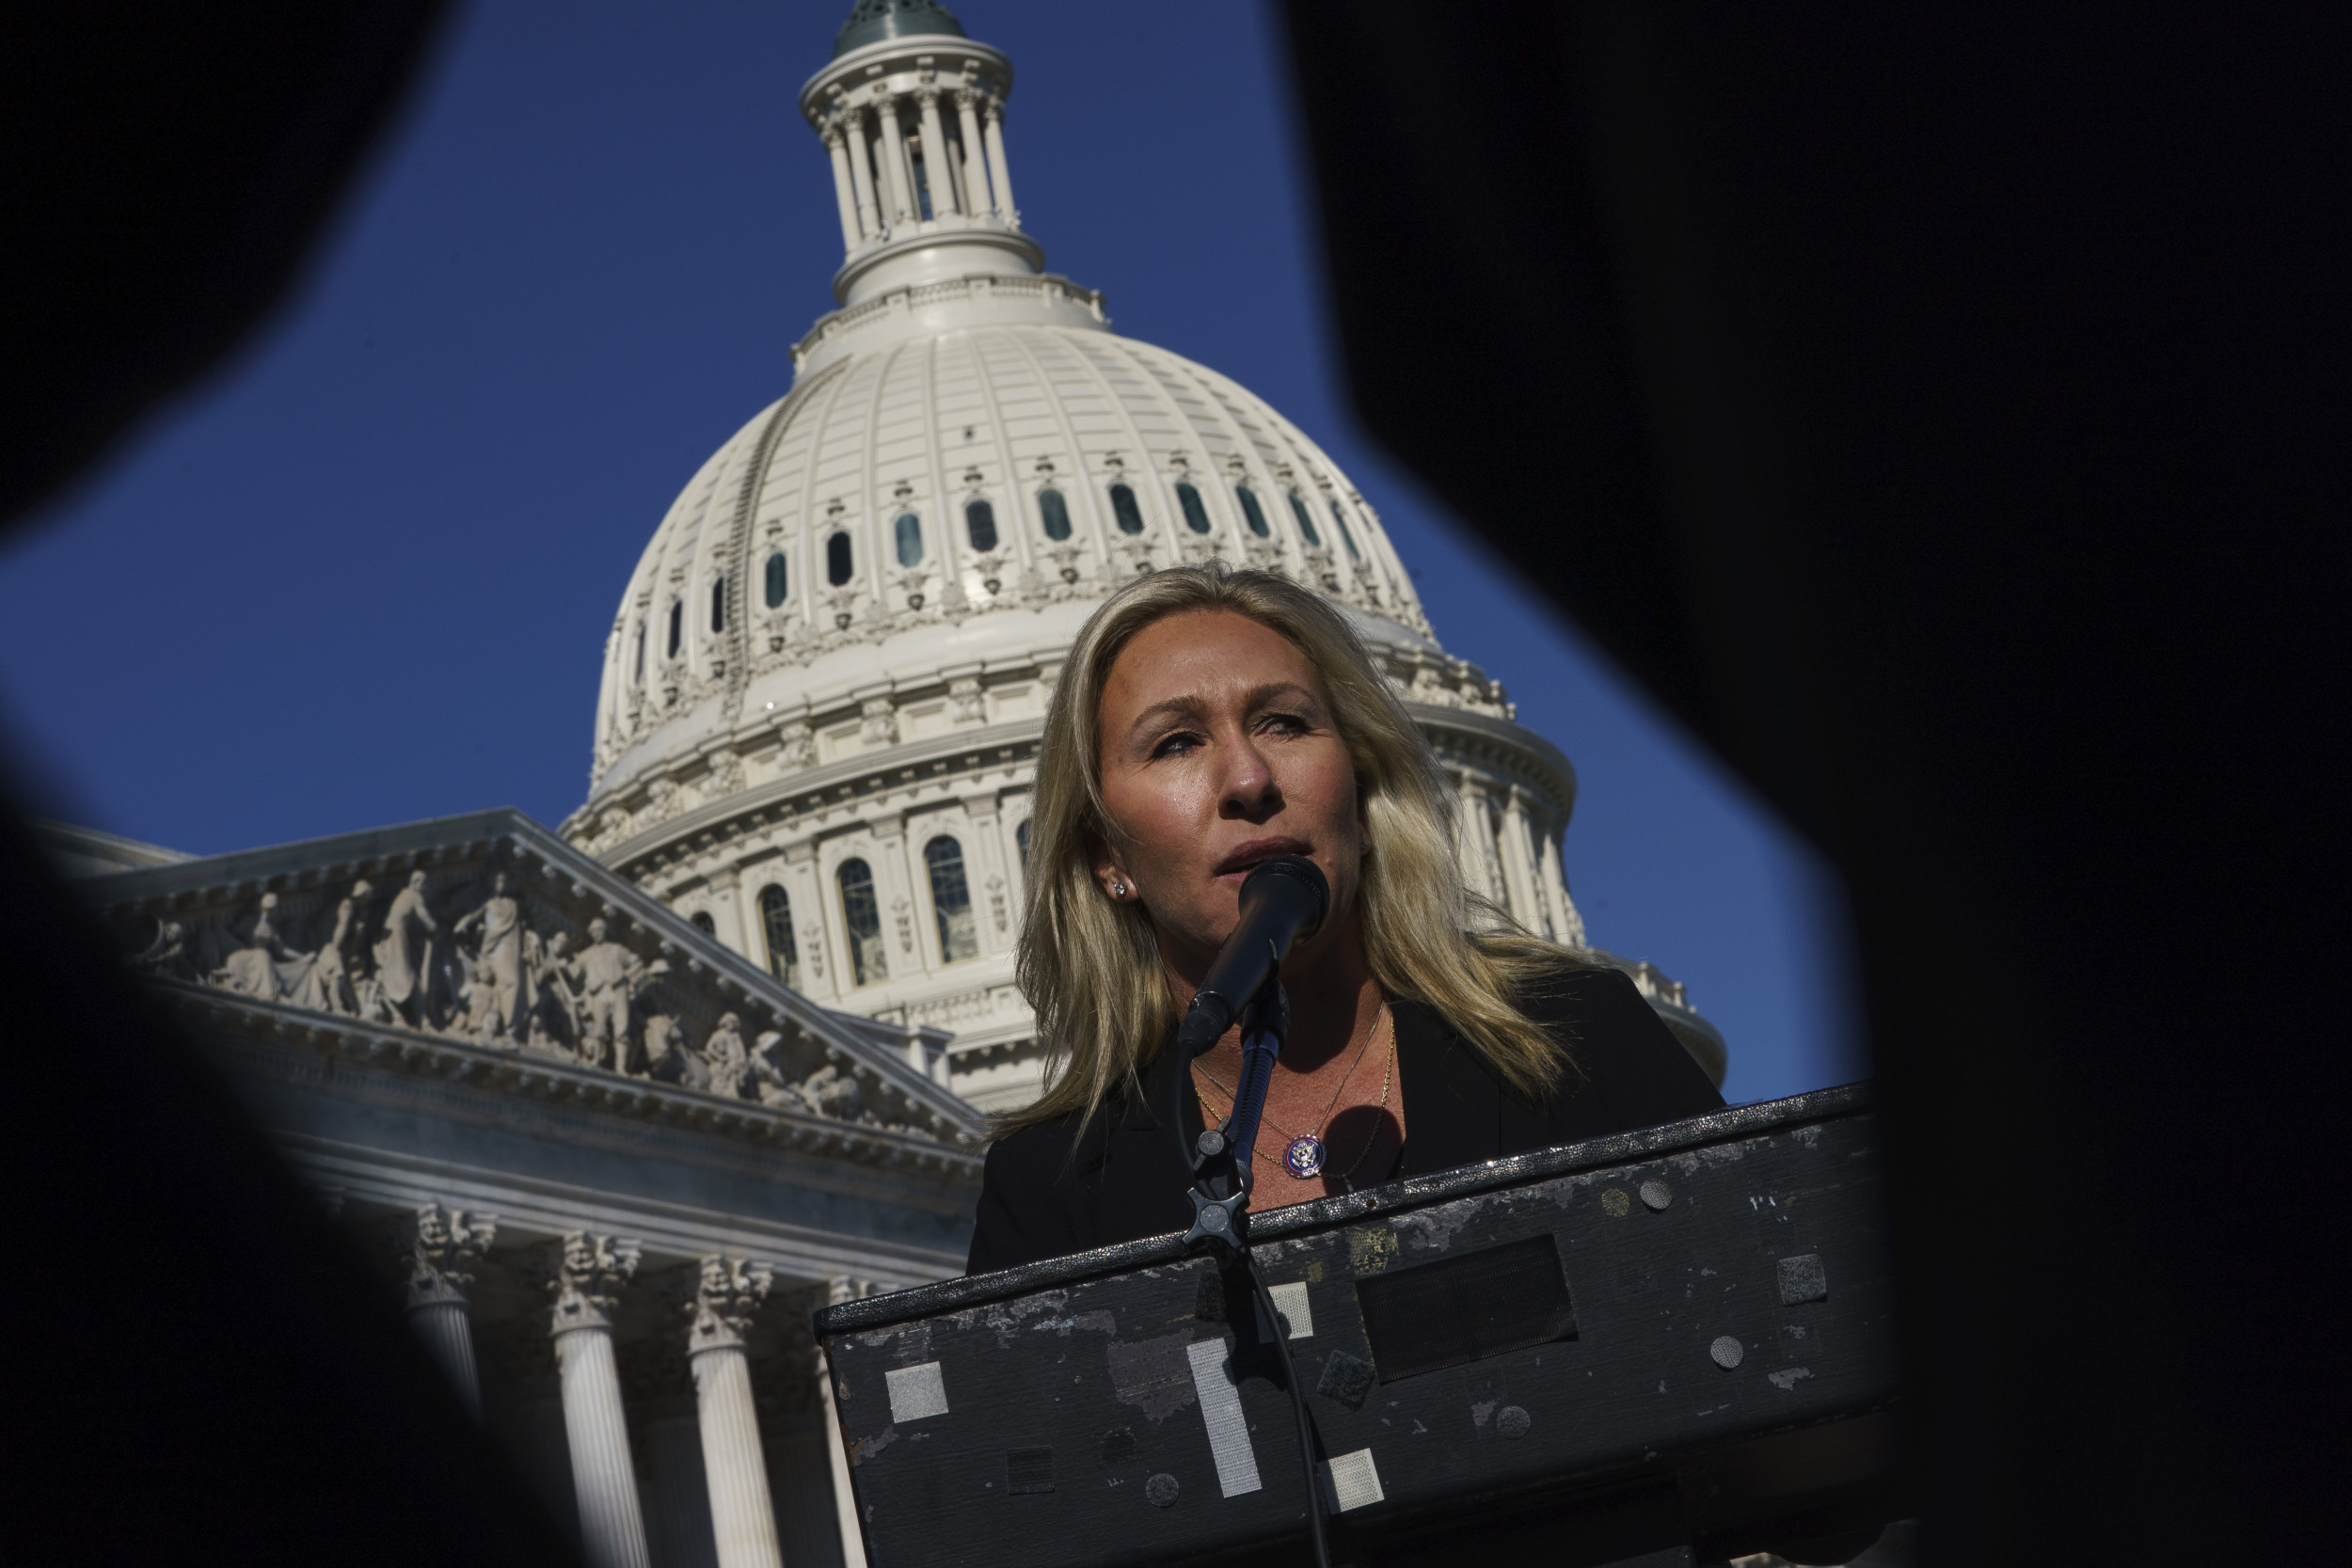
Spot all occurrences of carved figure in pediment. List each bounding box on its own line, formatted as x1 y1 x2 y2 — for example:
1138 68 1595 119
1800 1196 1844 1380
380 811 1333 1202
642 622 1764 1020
643 1014 708 1090
749 1029 799 1107
131 918 193 980
373 872 438 1027
571 918 666 1071
212 893 323 1006
308 881 371 1017
524 928 580 1050
701 1012 752 1099
797 1063 865 1122
453 873 530 1039
457 958 512 1045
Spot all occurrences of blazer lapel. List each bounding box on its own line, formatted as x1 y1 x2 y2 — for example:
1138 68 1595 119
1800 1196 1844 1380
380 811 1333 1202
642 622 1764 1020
1393 999 1500 1176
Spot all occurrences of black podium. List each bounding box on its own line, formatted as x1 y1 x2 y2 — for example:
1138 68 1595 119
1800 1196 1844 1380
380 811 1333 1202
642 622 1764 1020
812 1085 1903 1567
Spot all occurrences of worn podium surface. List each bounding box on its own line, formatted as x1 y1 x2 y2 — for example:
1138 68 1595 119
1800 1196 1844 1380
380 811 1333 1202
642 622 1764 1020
811 1085 1902 1567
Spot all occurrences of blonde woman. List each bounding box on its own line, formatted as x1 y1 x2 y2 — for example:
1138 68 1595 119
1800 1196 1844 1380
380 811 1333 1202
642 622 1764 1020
968 565 1720 1274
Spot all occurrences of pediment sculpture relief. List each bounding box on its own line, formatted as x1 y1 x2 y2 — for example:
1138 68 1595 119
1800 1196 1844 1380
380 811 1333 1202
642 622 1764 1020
119 863 910 1132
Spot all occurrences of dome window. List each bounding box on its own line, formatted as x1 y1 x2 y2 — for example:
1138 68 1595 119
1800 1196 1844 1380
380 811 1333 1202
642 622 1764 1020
925 836 979 962
827 531 853 586
894 512 924 567
1288 491 1323 547
764 552 787 609
758 884 799 990
837 858 887 986
632 623 645 684
1177 483 1212 534
1329 499 1362 561
690 911 716 936
1016 819 1031 868
667 599 683 657
710 577 727 633
1236 484 1271 538
965 499 998 552
1038 487 1073 541
1109 483 1145 535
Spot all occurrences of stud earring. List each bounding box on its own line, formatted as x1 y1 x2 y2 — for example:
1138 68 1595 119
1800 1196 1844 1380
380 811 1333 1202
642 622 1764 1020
1111 881 1128 897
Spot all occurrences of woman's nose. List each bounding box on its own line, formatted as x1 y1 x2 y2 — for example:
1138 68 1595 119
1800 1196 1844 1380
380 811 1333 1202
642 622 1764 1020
1218 736 1280 816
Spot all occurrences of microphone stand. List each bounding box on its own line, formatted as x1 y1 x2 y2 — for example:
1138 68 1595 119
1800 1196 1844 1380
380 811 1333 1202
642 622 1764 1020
1174 949 1335 1568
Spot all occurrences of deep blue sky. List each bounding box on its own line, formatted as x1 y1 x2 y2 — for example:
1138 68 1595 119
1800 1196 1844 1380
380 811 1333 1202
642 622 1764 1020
0 0 1860 1103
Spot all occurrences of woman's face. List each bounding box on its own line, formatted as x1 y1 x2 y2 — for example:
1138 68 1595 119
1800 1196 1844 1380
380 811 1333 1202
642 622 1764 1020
1092 608 1364 984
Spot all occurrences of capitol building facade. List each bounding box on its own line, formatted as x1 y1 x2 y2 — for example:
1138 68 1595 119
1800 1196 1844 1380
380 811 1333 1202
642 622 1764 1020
52 6 1722 1567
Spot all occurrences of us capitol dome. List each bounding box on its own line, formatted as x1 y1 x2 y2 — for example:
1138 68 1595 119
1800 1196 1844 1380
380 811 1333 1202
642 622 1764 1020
562 0 1726 1110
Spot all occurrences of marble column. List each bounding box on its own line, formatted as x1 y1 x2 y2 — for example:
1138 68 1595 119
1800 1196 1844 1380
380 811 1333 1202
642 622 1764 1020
954 90 992 216
550 1232 652 1568
914 88 959 217
403 1202 495 1418
875 97 914 227
1498 787 1545 936
1536 819 1589 948
845 107 882 239
691 1258 785 1568
822 123 862 249
981 100 1016 225
822 1278 871 1568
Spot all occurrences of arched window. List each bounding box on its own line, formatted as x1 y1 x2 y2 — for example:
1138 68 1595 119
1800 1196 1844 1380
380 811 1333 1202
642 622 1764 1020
667 599 684 657
633 622 645 683
1236 485 1270 537
1328 499 1362 561
1016 819 1031 869
1109 483 1145 535
691 911 715 936
1177 483 1212 534
1288 491 1323 547
764 551 787 609
1038 488 1073 541
758 884 799 989
827 531 853 586
710 577 727 633
925 836 978 962
894 512 924 567
837 859 886 986
964 499 997 552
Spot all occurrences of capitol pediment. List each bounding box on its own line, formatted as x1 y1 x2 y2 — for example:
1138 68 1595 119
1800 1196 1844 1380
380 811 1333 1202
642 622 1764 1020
83 808 984 1160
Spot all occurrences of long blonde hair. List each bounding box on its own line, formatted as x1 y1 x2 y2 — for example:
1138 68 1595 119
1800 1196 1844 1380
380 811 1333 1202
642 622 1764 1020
1007 563 1591 1135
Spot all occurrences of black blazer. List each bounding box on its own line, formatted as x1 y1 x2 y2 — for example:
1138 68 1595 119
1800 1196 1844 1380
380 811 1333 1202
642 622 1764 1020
966 964 1724 1275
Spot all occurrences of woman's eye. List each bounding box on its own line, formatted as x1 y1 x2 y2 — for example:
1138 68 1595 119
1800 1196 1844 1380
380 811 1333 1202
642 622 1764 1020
1151 731 1200 758
1258 711 1309 736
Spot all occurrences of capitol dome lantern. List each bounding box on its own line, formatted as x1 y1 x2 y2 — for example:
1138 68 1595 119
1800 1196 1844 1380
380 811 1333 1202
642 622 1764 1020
565 0 1703 1111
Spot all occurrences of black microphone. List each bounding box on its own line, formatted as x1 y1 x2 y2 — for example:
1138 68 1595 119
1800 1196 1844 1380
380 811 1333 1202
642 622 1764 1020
1174 855 1330 1055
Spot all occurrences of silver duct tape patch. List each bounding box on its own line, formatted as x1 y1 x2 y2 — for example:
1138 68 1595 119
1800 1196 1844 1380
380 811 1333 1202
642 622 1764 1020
1320 1448 1385 1513
1267 1282 1313 1338
884 1361 949 1424
1185 1338 1263 1497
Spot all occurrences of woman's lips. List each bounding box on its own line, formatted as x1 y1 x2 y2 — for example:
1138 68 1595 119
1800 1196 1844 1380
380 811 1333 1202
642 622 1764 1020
1212 837 1313 878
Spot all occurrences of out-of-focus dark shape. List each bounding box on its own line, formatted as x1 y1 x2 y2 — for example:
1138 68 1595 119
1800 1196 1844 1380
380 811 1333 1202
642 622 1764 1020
0 2 451 526
2 3 576 1560
1283 4 2344 1563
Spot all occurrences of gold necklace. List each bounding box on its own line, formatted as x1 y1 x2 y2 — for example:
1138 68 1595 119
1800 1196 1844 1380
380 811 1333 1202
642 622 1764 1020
1194 1003 1389 1180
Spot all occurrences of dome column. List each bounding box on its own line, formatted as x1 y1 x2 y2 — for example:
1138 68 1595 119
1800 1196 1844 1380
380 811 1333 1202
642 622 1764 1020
875 96 916 228
844 105 882 241
822 119 863 250
954 90 992 217
981 98 1016 227
914 88 961 217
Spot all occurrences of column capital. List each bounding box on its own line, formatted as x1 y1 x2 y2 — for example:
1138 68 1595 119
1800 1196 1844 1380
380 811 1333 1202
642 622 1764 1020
689 1255 774 1354
820 118 847 150
954 86 982 113
550 1230 642 1337
404 1202 496 1310
913 84 942 108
